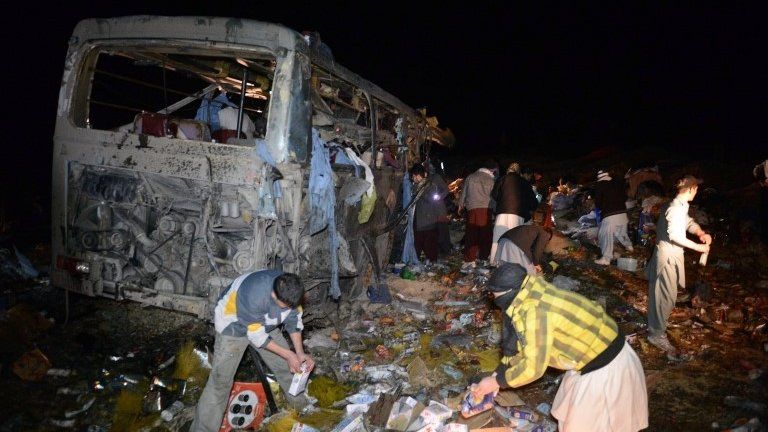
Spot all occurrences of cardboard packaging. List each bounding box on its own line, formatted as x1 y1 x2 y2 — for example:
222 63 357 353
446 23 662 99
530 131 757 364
219 382 266 431
288 363 311 396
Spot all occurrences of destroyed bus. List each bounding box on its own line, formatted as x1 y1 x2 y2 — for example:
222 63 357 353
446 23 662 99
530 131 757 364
52 16 446 324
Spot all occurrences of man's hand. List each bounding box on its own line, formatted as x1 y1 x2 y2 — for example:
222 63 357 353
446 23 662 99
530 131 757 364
471 375 500 399
298 353 315 372
698 232 712 245
534 264 543 274
285 352 302 373
697 243 711 254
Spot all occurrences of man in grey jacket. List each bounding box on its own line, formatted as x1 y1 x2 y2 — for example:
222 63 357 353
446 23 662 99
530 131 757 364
459 160 498 269
192 270 314 432
646 176 711 359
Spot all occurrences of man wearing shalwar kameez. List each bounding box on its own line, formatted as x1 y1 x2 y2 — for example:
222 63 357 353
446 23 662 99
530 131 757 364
646 175 712 359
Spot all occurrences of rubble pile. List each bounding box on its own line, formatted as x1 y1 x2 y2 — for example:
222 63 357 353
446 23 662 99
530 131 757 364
270 259 564 432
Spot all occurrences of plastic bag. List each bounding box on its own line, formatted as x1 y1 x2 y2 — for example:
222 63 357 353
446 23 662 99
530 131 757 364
358 188 377 224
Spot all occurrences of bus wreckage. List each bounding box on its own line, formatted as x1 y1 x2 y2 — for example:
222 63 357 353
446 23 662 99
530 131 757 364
52 16 449 324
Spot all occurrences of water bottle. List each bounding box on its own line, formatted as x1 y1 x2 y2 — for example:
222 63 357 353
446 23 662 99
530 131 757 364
160 401 185 422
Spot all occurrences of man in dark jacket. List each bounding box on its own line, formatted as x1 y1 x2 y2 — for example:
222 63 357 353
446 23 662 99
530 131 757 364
490 163 538 264
427 162 453 257
410 164 447 261
594 170 633 265
495 224 553 274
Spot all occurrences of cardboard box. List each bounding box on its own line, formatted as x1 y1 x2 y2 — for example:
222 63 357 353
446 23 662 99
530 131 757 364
441 424 469 432
291 423 319 432
219 382 266 431
420 401 452 424
330 413 367 432
288 365 311 396
386 396 425 431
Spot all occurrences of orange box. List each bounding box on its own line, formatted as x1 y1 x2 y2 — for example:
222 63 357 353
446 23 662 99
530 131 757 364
219 382 267 431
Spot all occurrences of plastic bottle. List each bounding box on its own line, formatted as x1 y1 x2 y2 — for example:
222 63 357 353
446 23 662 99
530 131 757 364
160 401 185 421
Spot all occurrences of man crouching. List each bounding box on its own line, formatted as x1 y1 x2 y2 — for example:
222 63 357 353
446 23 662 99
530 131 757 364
472 263 648 431
191 270 314 432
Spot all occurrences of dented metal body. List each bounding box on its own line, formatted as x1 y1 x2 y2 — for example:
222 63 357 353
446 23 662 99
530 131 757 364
52 16 443 322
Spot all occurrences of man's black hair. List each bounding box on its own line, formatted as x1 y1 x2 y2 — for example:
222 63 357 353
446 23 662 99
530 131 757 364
410 164 426 177
273 273 304 308
483 159 499 170
756 165 767 183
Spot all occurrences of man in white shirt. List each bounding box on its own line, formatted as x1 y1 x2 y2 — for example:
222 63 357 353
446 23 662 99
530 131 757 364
646 175 712 359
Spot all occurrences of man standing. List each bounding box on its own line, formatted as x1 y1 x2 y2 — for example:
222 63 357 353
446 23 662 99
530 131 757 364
458 160 498 270
427 162 453 257
472 263 648 432
410 164 445 262
594 169 633 265
192 270 314 432
490 163 538 264
495 224 553 275
646 175 711 359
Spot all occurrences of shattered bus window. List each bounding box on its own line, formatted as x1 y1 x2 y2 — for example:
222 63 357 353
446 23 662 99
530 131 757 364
81 48 274 142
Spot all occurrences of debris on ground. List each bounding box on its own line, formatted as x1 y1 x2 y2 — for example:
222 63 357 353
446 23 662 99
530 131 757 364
2 158 767 431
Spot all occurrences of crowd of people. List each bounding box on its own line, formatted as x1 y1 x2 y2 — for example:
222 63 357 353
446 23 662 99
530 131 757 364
186 159 767 432
403 158 767 431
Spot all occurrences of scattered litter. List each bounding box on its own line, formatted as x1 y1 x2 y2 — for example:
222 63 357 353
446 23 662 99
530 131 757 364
308 375 352 408
616 257 638 272
723 396 766 414
535 402 551 416
220 382 267 430
331 413 367 432
407 357 432 388
57 386 85 395
0 246 39 280
460 391 495 418
12 348 51 381
442 365 464 380
723 417 762 432
430 334 472 349
50 419 76 428
375 344 392 360
289 364 311 396
65 397 96 418
552 275 580 291
434 301 471 307
47 367 76 377
292 423 320 432
386 396 423 431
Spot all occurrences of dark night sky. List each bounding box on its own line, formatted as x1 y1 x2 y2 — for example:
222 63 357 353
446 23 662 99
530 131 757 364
4 2 766 209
